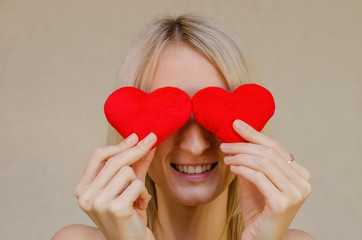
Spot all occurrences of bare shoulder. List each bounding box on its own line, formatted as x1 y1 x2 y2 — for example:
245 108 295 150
285 229 316 240
52 224 105 240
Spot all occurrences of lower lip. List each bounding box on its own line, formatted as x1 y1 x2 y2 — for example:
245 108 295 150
170 164 217 182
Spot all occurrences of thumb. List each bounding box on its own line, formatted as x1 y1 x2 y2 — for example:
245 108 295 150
132 147 156 184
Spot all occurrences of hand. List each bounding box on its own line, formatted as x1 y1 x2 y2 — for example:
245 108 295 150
74 132 157 240
220 120 312 240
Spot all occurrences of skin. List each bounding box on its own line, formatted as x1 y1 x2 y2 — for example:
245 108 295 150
147 42 235 240
52 42 314 240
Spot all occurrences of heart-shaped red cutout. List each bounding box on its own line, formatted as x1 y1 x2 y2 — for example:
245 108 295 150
192 84 275 143
104 86 192 148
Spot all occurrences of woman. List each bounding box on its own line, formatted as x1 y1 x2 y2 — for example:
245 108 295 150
53 13 314 240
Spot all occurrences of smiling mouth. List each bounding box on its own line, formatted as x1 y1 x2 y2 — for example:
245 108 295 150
170 162 218 174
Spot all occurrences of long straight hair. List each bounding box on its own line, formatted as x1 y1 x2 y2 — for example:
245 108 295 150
106 13 272 240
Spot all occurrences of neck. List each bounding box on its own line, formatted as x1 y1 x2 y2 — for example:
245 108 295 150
153 185 229 240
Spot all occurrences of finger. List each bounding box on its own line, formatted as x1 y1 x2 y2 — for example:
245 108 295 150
221 142 282 160
232 119 311 182
230 165 281 198
90 132 157 190
75 133 139 198
112 179 151 212
232 119 281 148
224 154 294 192
132 147 156 184
232 119 298 162
231 165 310 214
97 166 137 203
271 154 312 184
288 160 312 182
228 154 312 200
222 143 310 186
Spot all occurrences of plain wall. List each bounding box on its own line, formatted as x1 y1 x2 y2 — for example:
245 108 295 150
1 0 361 239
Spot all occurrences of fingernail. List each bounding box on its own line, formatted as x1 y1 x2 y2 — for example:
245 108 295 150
125 133 137 144
143 133 157 145
220 143 233 151
234 119 246 131
224 156 233 163
230 165 237 171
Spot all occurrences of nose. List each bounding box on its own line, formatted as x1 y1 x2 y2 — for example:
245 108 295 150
179 116 211 156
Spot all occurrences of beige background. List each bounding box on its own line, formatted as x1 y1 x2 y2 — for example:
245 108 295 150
1 0 361 239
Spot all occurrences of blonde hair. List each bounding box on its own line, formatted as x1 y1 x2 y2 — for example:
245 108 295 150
106 13 272 240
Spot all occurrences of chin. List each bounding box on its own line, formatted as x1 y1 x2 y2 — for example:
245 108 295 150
174 194 217 207
168 184 226 206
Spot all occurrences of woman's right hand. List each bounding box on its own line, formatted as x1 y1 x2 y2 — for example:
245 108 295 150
74 132 157 240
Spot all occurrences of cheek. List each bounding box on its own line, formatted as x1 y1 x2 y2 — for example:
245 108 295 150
147 156 162 180
227 172 237 185
221 162 237 185
147 146 169 182
148 136 175 171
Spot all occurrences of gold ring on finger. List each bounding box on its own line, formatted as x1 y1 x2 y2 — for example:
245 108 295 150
288 154 295 165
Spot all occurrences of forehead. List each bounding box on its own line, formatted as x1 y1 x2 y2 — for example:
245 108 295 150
149 43 230 97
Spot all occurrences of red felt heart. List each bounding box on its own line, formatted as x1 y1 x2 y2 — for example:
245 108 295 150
104 86 192 148
192 84 275 143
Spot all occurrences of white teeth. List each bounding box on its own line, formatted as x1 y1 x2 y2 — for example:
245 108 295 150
174 164 214 174
195 166 202 173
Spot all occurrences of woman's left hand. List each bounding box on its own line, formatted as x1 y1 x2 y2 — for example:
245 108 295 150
220 119 312 240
